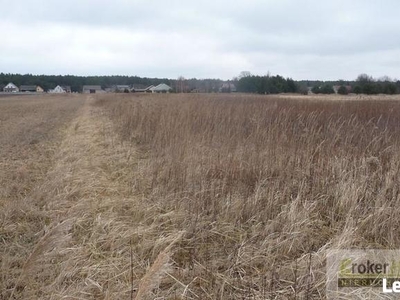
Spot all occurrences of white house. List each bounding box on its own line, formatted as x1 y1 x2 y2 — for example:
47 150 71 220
3 82 19 93
49 85 71 93
150 83 172 93
50 85 67 93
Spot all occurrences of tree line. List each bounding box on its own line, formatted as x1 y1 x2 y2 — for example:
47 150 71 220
235 72 298 94
0 73 225 93
1 72 399 95
0 72 298 94
351 74 398 95
309 74 400 95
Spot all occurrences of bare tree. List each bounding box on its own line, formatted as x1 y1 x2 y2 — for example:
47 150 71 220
239 71 252 79
177 76 186 93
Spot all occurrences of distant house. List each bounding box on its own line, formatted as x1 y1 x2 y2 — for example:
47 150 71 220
20 85 37 92
50 85 70 93
50 85 64 93
3 82 19 93
82 85 104 94
219 82 237 93
19 85 45 93
132 84 154 92
111 85 131 93
150 83 172 93
131 84 146 91
144 85 154 92
62 86 72 93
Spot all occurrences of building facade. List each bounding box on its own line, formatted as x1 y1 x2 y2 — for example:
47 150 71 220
3 82 19 93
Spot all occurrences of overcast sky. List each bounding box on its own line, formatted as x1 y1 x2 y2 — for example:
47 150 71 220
1 0 400 80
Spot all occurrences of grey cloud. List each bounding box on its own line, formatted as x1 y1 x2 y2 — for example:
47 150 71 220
1 0 400 80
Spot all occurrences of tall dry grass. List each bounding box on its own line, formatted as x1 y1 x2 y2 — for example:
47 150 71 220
97 93 400 298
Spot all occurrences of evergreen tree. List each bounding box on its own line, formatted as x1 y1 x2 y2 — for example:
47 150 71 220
338 86 348 95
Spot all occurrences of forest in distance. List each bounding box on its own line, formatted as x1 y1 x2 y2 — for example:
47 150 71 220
1 72 400 95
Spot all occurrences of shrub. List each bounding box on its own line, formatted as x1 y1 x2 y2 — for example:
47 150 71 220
353 85 362 94
338 86 348 95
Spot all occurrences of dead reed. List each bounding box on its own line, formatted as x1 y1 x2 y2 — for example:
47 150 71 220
97 93 400 298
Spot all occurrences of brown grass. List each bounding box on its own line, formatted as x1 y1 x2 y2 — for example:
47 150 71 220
96 93 400 298
3 92 400 299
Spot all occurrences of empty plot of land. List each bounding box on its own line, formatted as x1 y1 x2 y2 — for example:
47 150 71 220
98 93 400 299
2 93 400 299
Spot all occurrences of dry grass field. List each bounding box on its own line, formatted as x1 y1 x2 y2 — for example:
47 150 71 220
2 93 400 299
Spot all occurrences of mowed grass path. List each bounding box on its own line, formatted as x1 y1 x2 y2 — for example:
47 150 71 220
0 94 84 298
1 95 148 299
